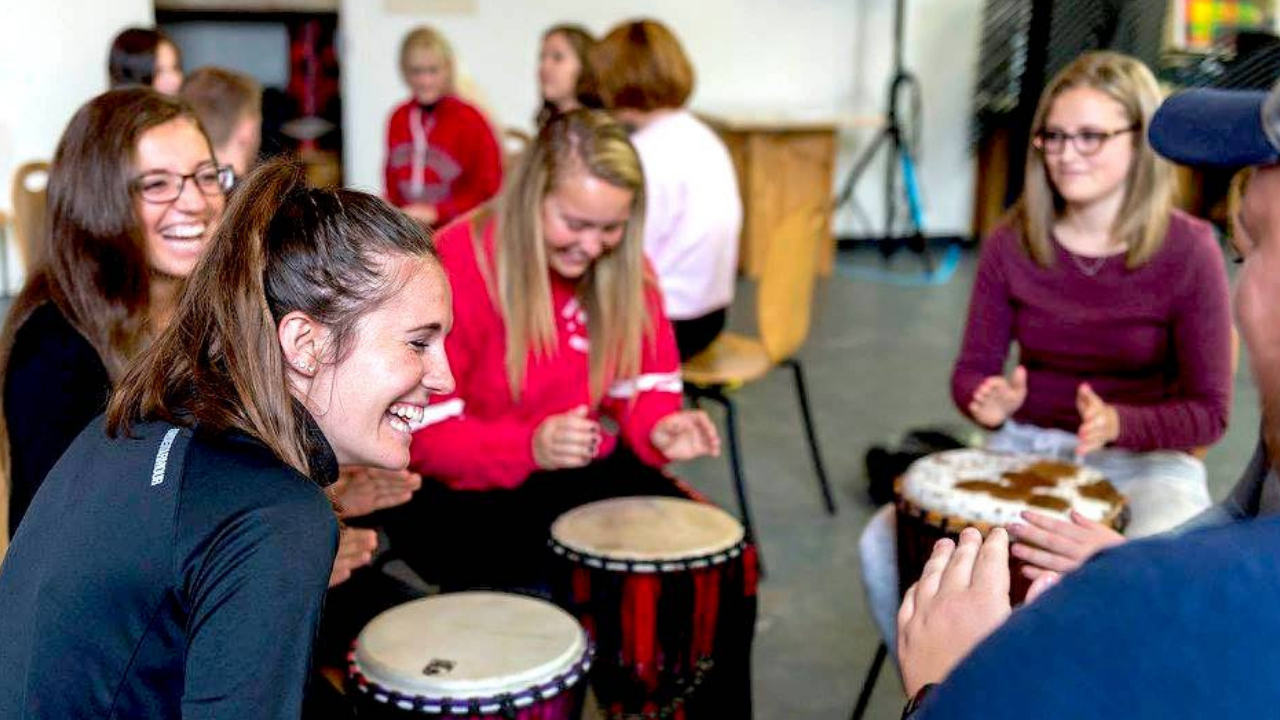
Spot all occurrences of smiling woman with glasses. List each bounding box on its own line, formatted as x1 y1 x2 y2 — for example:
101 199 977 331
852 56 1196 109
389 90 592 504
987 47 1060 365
857 51 1234 656
0 88 226 540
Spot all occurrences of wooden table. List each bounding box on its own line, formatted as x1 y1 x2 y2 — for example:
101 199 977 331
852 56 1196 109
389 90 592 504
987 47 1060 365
701 109 881 277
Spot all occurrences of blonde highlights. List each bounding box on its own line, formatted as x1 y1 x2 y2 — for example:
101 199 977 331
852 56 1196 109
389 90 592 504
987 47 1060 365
485 109 649 401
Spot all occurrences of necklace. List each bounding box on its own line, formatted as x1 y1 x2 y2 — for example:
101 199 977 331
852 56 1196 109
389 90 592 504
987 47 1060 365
1069 252 1109 276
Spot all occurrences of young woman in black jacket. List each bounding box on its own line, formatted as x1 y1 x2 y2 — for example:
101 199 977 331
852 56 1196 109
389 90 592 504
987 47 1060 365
0 158 454 719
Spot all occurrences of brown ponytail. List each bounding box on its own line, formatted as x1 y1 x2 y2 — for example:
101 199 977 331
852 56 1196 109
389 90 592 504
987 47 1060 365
107 158 437 476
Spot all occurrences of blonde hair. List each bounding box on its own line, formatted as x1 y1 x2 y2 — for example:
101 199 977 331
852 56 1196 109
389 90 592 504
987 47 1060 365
399 26 456 94
481 109 649 402
1012 51 1174 268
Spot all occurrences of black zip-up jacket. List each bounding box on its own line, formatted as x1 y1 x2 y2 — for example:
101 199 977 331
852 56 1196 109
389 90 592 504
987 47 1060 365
0 415 339 719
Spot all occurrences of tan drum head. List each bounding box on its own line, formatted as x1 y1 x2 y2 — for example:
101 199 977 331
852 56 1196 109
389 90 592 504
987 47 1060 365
551 496 744 562
353 592 587 699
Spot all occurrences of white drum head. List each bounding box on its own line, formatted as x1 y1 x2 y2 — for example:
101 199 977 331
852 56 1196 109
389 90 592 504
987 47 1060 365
353 592 587 699
551 496 744 562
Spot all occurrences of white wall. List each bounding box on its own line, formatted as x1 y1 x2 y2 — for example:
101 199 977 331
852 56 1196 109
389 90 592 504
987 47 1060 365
0 0 155 209
339 0 985 237
0 0 154 291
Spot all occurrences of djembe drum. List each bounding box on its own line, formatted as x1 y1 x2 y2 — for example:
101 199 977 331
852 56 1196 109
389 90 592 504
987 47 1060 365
896 449 1128 602
548 497 751 719
347 591 592 719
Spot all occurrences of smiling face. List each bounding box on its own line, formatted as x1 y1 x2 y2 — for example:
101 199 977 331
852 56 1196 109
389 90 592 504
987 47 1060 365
151 41 183 96
539 31 582 110
540 170 633 280
132 117 225 280
404 46 450 105
304 254 455 470
1042 86 1136 213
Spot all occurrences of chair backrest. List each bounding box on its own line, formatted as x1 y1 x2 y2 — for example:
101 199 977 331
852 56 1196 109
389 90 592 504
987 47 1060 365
757 206 824 363
12 161 50 272
502 127 531 171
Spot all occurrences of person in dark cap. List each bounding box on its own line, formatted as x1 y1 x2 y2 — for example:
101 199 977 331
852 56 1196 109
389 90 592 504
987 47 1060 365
893 78 1280 719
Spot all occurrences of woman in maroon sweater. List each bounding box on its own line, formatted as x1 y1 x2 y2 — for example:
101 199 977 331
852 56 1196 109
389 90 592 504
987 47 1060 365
859 51 1233 649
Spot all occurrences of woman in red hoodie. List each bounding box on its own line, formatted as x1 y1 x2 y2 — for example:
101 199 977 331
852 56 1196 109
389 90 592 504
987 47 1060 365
384 25 502 228
384 109 721 590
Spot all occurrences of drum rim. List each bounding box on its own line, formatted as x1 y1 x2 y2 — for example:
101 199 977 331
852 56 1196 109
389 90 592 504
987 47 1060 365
348 641 594 715
547 534 747 573
548 496 746 565
894 478 1130 534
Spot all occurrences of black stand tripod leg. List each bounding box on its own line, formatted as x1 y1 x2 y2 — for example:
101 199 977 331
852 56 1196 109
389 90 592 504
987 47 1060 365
849 642 889 720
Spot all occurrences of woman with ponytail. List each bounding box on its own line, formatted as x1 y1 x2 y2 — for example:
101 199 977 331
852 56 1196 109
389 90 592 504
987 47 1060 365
0 158 454 719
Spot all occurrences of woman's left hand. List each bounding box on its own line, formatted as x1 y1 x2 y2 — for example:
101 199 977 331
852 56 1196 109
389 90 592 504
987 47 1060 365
1075 383 1119 457
651 410 721 461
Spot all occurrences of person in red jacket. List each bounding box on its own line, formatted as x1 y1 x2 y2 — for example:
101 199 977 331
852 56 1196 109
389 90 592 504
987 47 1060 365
384 25 502 229
381 109 720 590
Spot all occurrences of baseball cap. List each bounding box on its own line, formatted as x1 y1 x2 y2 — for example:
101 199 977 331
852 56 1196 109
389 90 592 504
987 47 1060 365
1148 84 1280 166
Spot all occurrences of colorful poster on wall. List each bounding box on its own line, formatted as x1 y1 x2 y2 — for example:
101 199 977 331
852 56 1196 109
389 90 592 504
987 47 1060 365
1181 0 1275 49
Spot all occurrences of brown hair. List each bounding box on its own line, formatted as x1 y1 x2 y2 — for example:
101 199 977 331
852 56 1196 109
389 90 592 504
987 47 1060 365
1010 51 1174 268
107 159 438 476
179 67 263 148
536 24 602 128
481 109 650 402
0 89 212 543
0 89 209 382
109 27 182 89
592 19 694 112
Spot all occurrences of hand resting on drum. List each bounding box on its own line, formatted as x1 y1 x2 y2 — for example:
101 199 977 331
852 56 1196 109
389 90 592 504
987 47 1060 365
651 410 721 461
534 405 602 470
1009 509 1125 578
968 366 1027 428
897 527 1059 697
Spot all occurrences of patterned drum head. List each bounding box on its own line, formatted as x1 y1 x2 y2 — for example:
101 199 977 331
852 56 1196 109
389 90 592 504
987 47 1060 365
551 496 744 563
353 592 588 700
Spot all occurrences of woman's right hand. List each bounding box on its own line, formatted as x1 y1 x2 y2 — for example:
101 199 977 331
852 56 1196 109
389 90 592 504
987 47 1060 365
533 405 600 470
968 365 1028 428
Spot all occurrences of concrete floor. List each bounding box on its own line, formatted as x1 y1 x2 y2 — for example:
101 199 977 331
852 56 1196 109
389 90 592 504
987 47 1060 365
672 247 1259 720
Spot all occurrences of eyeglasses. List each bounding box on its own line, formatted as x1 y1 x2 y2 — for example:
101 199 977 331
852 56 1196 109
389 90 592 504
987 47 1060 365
1033 126 1138 156
132 165 234 204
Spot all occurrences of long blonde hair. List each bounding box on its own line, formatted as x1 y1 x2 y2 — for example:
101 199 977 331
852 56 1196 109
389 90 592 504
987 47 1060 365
1012 51 1174 268
484 109 649 402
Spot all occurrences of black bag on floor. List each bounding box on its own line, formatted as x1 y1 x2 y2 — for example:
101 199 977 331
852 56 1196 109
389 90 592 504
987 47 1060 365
864 428 972 505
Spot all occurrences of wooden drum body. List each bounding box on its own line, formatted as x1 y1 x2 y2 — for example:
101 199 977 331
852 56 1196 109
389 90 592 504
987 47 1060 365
549 497 750 719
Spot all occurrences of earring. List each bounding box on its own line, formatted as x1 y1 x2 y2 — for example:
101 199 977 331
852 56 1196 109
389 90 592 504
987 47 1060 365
295 358 316 373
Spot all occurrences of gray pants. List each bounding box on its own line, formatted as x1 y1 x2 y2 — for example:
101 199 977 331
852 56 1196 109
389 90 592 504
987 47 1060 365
857 421 1211 652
